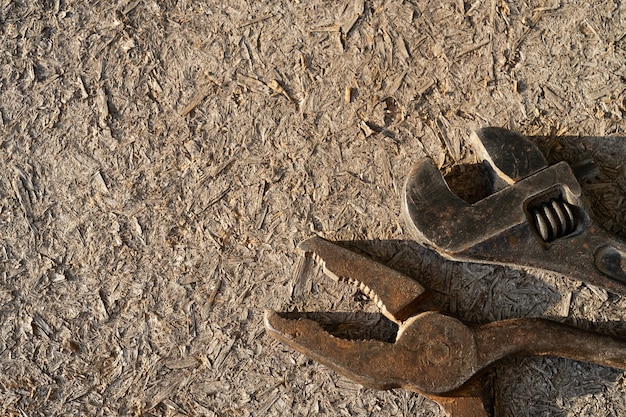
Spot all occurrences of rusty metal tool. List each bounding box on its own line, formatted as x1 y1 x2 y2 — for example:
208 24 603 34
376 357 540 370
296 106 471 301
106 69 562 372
265 236 626 417
402 127 626 295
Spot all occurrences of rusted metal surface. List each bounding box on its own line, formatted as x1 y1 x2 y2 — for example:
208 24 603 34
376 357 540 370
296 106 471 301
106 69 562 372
402 127 626 295
264 237 626 417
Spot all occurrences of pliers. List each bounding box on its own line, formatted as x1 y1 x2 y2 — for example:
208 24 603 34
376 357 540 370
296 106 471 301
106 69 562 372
265 237 626 417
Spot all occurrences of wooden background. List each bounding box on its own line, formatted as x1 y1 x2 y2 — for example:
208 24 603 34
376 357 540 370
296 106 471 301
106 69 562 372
1 1 626 415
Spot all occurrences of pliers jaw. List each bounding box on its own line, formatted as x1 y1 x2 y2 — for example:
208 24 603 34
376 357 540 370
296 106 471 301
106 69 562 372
264 310 402 391
295 236 433 325
265 237 484 397
264 236 443 393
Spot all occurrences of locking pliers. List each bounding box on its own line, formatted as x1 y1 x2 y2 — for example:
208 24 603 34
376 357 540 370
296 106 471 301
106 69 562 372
265 237 626 417
402 127 626 295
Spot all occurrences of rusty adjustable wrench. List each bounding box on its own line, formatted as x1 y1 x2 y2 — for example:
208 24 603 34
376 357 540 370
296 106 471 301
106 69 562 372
265 237 626 417
402 127 626 295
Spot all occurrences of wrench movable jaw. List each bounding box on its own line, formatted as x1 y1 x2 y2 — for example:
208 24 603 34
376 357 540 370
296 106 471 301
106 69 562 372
403 128 626 294
467 127 548 187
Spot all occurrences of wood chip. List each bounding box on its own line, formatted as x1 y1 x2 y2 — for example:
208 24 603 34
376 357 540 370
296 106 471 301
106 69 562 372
207 279 222 309
179 84 213 116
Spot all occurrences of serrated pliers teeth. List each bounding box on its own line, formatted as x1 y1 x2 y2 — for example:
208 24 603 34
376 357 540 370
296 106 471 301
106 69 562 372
264 310 399 390
295 236 431 324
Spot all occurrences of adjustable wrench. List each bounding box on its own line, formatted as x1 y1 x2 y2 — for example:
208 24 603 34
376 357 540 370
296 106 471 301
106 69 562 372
402 127 626 295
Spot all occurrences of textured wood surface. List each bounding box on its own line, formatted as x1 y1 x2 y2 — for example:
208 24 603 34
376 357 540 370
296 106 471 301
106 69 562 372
1 1 626 416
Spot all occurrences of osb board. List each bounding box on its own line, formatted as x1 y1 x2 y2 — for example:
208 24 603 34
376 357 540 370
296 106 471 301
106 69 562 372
1 0 626 416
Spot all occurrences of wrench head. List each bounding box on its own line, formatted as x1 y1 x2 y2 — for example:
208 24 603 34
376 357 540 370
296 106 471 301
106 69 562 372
402 128 582 257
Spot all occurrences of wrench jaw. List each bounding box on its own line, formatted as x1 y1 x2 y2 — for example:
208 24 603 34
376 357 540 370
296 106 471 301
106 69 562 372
401 158 472 254
468 127 548 186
